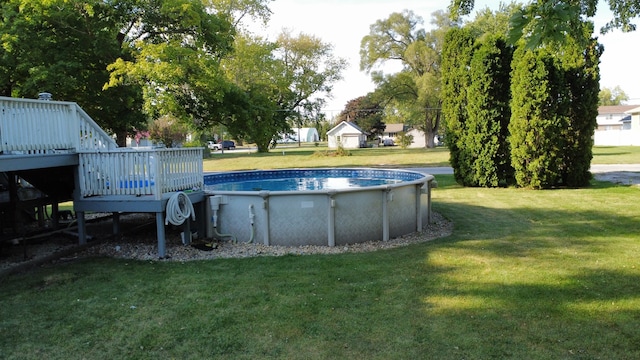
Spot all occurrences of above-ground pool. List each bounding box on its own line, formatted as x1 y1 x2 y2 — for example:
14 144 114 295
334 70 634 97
203 168 436 247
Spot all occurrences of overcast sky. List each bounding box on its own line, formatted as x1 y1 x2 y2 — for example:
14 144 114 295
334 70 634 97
248 0 640 116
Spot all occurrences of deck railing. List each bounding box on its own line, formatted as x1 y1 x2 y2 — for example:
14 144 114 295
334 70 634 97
0 96 116 153
78 148 203 198
2 96 203 198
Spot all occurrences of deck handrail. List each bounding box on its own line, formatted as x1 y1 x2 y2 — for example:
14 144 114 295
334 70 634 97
0 96 117 153
78 148 204 199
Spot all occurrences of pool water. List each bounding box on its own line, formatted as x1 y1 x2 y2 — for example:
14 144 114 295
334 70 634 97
204 168 424 192
207 176 402 191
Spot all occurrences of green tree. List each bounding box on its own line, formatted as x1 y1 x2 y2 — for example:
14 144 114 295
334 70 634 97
220 32 346 152
106 0 236 139
450 0 640 48
209 0 272 28
276 30 347 145
441 27 476 185
0 0 146 145
509 46 569 189
149 115 190 148
337 95 385 141
599 85 629 105
466 35 514 187
219 35 277 151
508 19 600 189
465 2 522 40
360 10 457 148
557 28 601 187
396 131 414 149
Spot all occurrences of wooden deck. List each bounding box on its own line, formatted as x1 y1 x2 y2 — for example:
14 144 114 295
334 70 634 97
1 96 206 257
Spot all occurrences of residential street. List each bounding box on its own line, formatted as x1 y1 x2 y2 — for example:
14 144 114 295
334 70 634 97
409 165 640 186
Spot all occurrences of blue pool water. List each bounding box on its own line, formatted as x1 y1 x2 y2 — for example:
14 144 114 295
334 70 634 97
204 168 423 192
208 176 401 191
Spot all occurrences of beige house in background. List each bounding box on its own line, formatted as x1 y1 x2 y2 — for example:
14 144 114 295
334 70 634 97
382 123 405 141
383 124 429 148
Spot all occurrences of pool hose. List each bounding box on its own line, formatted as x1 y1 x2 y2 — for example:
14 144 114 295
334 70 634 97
165 191 195 226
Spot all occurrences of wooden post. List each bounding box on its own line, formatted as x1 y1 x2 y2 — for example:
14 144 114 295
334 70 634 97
156 212 166 258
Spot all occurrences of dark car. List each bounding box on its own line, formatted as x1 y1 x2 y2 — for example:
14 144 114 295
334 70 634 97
209 140 236 151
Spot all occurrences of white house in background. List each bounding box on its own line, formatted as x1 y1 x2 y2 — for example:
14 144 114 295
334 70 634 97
382 123 405 140
382 123 429 148
595 105 640 146
327 121 367 149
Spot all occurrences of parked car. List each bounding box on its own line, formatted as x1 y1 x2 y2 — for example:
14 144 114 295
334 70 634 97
382 138 395 146
209 140 236 151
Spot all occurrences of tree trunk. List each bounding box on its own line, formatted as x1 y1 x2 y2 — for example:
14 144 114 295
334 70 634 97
115 130 128 147
423 107 441 149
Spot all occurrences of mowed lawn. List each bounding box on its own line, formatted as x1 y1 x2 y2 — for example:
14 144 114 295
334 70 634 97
201 144 639 171
1 146 639 359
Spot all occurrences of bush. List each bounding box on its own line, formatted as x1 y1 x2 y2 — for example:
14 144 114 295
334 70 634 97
465 35 514 187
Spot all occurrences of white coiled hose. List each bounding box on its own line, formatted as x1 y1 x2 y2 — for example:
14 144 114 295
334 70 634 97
165 191 195 226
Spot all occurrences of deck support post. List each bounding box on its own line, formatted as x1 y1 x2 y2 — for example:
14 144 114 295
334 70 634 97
112 212 120 235
182 217 192 245
156 212 166 258
77 211 87 245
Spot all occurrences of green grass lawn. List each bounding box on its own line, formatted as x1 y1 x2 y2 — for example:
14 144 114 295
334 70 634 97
2 146 640 359
203 144 639 172
592 146 640 164
203 145 451 171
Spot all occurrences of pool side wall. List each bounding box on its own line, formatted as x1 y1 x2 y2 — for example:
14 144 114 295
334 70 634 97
204 169 434 246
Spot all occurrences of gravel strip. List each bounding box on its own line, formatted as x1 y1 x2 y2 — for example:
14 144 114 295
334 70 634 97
1 212 452 272
80 212 453 261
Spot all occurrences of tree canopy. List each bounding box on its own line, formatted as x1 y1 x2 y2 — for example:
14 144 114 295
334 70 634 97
219 31 346 152
442 5 600 189
1 0 345 151
336 94 385 140
450 0 640 48
359 10 458 148
599 86 629 105
0 0 148 144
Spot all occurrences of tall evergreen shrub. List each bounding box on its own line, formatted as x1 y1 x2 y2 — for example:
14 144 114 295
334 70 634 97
509 46 569 189
466 35 514 187
441 28 476 186
557 34 602 187
509 25 601 189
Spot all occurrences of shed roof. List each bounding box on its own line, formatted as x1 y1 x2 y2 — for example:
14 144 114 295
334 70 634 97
327 121 367 136
384 123 405 133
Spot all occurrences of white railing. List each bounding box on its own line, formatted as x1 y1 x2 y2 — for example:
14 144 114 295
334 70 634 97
0 96 116 153
78 148 203 198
